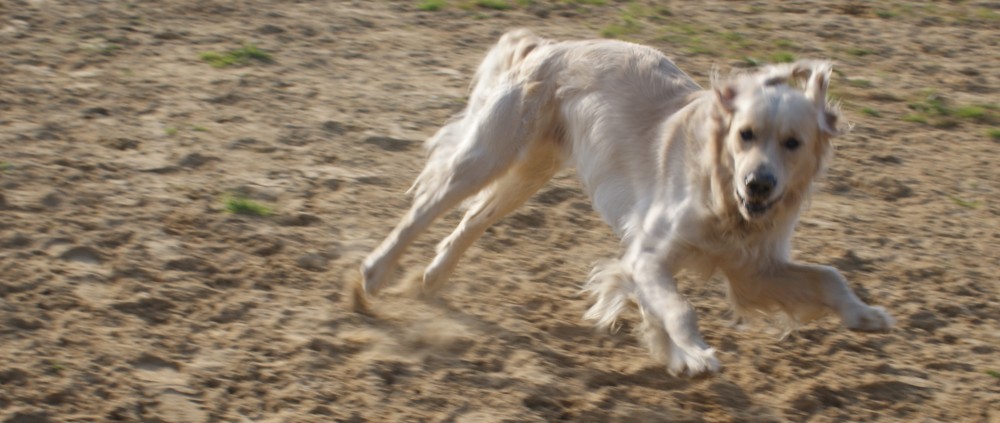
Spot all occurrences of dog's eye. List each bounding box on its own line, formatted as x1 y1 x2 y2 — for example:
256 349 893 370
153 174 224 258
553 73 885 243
739 129 754 142
784 138 801 151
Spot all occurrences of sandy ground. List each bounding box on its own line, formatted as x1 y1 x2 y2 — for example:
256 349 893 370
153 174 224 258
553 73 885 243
2 0 999 421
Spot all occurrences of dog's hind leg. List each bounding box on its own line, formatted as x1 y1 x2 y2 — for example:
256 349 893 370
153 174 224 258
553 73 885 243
360 84 540 296
422 142 561 296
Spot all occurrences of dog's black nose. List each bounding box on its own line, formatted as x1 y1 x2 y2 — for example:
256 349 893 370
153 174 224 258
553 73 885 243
745 172 776 198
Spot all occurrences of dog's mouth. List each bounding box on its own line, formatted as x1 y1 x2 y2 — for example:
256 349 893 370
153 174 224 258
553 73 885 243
736 191 782 218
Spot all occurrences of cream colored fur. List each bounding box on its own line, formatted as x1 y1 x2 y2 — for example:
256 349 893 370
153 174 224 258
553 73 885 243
358 30 893 376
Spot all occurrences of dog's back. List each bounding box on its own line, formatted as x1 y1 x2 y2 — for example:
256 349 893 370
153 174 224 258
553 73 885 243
463 30 707 234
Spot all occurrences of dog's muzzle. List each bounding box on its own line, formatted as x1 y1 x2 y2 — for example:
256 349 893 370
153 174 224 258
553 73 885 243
738 172 780 218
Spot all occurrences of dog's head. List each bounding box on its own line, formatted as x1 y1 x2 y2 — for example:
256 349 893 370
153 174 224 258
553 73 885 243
713 61 842 223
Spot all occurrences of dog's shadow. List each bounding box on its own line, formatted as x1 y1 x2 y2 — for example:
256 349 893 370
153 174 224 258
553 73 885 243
343 275 785 420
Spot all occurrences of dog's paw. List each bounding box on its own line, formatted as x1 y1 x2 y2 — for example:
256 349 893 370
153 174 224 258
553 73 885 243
843 305 894 332
350 271 375 316
420 269 449 299
360 259 389 296
667 347 720 377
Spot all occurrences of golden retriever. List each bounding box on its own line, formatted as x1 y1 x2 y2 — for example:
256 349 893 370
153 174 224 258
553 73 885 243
357 29 893 376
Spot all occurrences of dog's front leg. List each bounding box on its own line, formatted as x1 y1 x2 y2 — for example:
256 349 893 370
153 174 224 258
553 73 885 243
796 263 894 331
628 244 720 376
725 263 893 331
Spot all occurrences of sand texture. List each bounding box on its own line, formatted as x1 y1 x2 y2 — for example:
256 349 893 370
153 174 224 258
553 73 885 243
1 1 998 422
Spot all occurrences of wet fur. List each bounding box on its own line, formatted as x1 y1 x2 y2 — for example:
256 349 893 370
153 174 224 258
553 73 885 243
358 30 893 376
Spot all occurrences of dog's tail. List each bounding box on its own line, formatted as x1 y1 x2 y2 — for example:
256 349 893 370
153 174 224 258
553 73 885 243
583 259 637 332
468 29 547 103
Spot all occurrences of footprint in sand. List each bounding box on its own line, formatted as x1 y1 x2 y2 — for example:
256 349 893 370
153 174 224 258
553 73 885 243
59 246 103 265
130 352 207 423
112 297 175 324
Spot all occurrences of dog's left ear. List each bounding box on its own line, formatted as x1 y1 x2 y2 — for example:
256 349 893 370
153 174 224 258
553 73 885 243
713 84 738 114
804 62 842 137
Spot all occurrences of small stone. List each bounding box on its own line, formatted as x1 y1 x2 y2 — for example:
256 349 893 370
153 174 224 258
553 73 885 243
102 138 140 150
8 316 44 331
154 31 185 40
356 176 389 186
41 191 62 208
179 153 218 168
257 24 286 34
228 138 261 149
296 253 328 272
321 121 346 134
364 136 413 152
909 311 946 333
3 410 53 423
82 107 110 118
165 257 218 274
278 213 322 227
60 246 102 265
323 178 343 191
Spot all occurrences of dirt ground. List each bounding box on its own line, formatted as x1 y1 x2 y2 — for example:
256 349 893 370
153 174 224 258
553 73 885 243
2 0 999 422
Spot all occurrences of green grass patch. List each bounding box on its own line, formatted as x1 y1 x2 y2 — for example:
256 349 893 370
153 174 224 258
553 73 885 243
953 105 987 121
418 0 445 11
875 10 897 19
774 39 795 49
603 3 669 39
656 23 758 61
713 30 754 51
848 79 874 88
674 23 700 35
224 196 273 217
909 95 949 116
930 118 959 129
474 0 511 10
906 94 997 127
46 360 64 375
974 8 1000 22
192 125 209 132
740 57 762 67
83 41 123 56
652 5 672 16
771 52 795 63
0 162 12 172
867 91 902 102
200 44 274 68
987 128 1000 141
602 15 641 39
950 195 981 209
164 127 178 136
95 43 123 55
723 31 744 42
988 370 1000 379
861 107 881 117
684 39 715 55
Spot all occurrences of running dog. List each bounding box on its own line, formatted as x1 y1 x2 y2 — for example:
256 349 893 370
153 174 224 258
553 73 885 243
357 29 893 375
